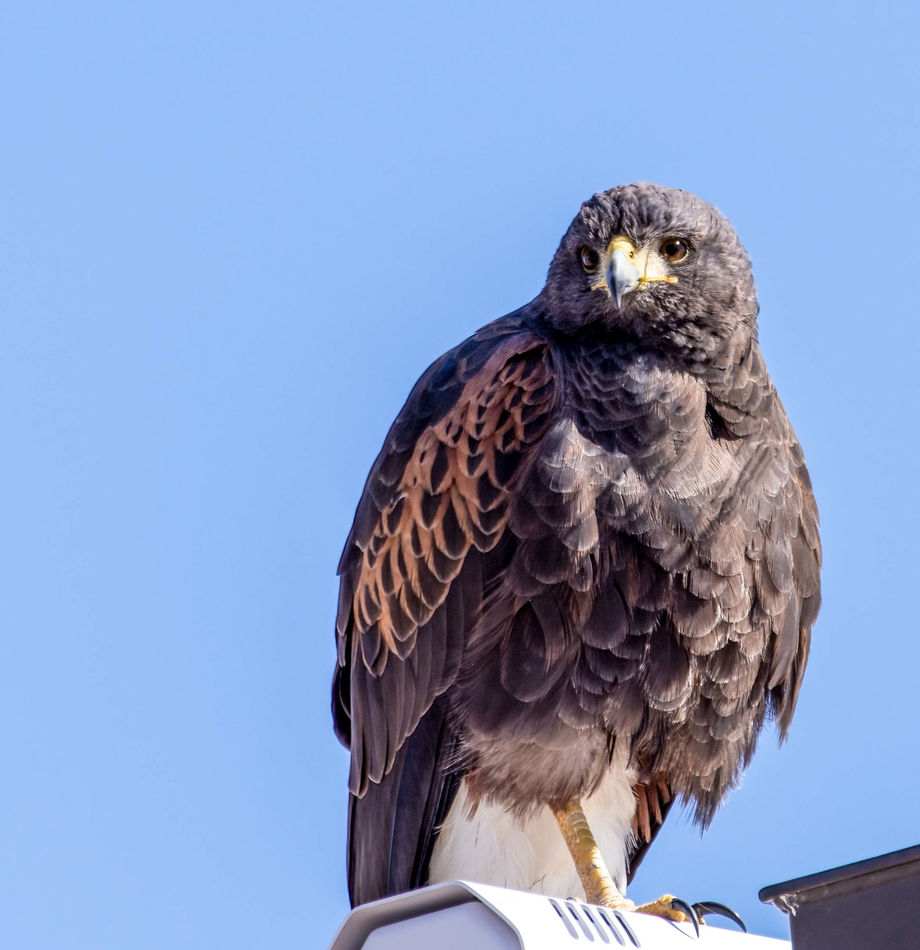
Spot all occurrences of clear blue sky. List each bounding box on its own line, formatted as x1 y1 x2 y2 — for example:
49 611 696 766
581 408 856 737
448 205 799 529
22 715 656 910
2 2 918 946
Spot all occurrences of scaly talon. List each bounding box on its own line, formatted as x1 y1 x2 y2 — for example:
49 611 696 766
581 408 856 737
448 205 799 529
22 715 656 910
633 895 700 936
692 901 747 932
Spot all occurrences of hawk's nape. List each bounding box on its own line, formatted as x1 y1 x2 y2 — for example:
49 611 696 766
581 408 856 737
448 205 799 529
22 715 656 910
332 182 821 914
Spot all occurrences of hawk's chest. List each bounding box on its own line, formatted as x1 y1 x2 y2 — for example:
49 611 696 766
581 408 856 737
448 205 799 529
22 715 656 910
526 349 734 544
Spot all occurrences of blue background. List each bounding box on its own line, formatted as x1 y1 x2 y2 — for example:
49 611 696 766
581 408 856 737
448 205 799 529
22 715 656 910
3 1 918 946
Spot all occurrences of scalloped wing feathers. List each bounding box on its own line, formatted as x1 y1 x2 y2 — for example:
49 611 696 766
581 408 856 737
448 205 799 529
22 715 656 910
335 315 556 796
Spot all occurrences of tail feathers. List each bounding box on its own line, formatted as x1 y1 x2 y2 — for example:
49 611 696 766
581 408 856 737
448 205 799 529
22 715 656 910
347 697 461 907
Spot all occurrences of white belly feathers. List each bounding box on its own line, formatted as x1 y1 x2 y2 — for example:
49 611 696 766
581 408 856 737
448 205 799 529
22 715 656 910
428 745 637 898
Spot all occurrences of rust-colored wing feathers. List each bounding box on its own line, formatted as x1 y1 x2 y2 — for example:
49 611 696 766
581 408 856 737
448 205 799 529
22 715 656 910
335 320 555 796
627 775 674 883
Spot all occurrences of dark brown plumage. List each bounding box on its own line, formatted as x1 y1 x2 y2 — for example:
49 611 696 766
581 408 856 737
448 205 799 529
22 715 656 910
333 183 821 908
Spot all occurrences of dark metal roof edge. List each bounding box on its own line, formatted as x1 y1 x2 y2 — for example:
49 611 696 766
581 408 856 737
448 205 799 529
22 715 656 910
759 843 920 908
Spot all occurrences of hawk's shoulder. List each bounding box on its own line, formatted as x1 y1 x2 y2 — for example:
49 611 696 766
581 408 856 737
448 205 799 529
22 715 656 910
333 307 557 795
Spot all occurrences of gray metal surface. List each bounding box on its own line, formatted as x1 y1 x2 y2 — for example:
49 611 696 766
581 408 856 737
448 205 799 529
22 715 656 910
760 844 920 950
363 902 516 949
331 880 790 949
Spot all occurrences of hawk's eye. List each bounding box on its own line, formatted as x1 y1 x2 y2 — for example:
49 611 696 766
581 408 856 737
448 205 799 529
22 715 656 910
660 238 690 263
579 246 600 273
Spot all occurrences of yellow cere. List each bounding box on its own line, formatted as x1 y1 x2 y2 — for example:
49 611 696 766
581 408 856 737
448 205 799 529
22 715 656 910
607 236 638 257
600 235 680 290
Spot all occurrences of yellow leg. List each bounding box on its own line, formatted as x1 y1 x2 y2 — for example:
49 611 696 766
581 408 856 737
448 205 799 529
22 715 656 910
552 800 630 908
552 800 690 923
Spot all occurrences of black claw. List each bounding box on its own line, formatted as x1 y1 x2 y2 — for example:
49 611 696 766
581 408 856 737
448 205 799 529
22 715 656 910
669 897 700 938
692 901 747 933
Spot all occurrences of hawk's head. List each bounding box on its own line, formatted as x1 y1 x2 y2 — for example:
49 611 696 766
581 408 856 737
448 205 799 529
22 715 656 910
540 183 758 367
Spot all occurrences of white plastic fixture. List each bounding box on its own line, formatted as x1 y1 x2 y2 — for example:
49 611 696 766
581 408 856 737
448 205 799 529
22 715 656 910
330 881 791 950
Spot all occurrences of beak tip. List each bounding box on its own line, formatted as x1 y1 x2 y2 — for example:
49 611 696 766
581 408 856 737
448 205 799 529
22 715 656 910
607 247 641 310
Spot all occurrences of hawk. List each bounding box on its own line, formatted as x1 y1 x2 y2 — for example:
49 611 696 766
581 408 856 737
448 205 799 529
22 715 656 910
332 183 821 921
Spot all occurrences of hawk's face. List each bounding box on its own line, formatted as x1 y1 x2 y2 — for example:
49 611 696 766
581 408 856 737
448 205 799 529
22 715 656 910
541 183 758 367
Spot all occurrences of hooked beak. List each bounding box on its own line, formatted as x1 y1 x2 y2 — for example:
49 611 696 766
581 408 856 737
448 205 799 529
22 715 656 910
602 236 678 309
607 243 641 309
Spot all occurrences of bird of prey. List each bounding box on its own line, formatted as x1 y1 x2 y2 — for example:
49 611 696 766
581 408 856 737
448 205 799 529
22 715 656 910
332 183 821 921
